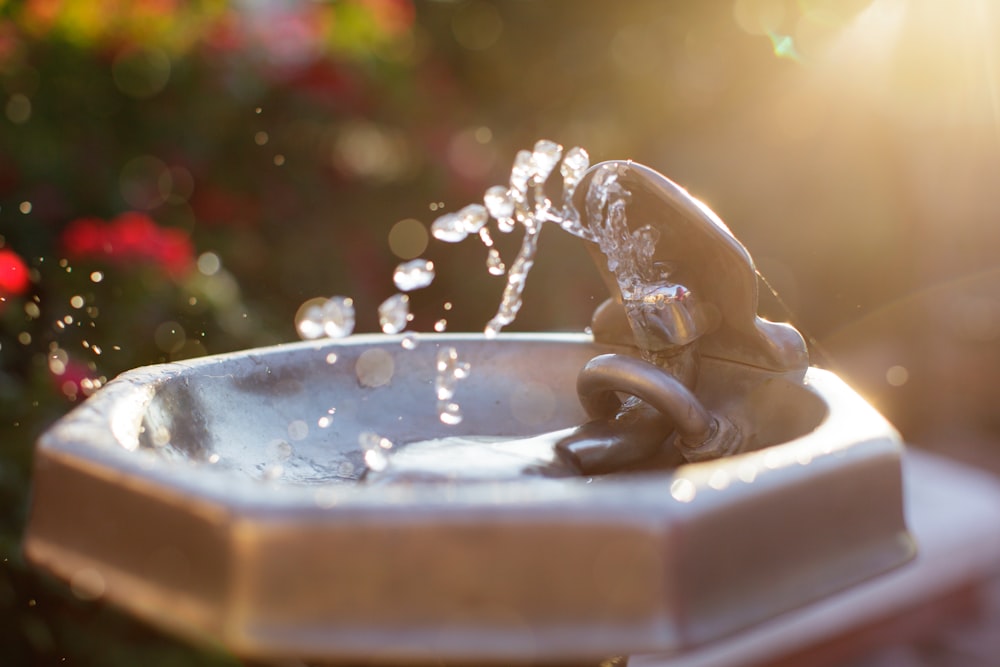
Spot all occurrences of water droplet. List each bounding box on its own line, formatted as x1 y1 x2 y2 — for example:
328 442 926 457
364 448 388 471
560 146 590 193
737 460 758 484
436 380 454 401
431 212 467 243
486 249 505 275
18 201 32 214
434 319 447 332
436 346 456 372
318 416 332 428
670 478 696 503
435 346 470 406
90 271 104 283
296 303 325 340
484 185 515 220
393 258 436 292
321 296 355 338
457 203 488 234
708 469 731 491
443 301 453 311
401 332 419 350
326 352 338 364
360 430 392 471
297 297 354 340
208 453 221 464
509 149 533 193
69 295 84 309
531 139 563 182
378 293 410 334
437 401 463 425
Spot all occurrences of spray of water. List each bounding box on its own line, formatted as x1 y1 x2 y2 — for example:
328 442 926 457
432 140 657 338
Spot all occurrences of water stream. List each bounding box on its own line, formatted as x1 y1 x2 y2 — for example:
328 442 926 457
291 140 669 476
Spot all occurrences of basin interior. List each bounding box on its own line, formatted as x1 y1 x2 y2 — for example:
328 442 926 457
136 334 827 484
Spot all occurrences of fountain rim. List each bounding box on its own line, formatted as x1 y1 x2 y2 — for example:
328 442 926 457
34 332 899 514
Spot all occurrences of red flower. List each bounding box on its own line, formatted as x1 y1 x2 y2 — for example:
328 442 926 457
61 212 194 276
61 216 107 256
0 248 30 298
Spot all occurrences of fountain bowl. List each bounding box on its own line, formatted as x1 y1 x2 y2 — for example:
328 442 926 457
24 333 913 663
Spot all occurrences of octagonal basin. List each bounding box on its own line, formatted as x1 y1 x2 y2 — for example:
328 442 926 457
24 333 914 664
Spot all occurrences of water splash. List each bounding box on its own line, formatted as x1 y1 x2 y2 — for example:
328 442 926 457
400 332 419 350
583 164 659 302
393 258 435 292
360 431 394 472
296 296 355 340
432 139 659 337
431 142 662 338
435 346 470 424
430 139 599 337
378 293 410 334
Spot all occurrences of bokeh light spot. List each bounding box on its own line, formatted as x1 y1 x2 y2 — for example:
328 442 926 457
197 252 221 276
154 321 186 354
162 166 194 203
120 155 170 210
387 218 429 259
447 127 497 180
6 94 31 124
70 567 105 601
886 365 909 387
112 46 171 99
452 1 503 51
355 348 395 387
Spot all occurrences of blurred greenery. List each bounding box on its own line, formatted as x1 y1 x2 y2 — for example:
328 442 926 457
4 0 1000 664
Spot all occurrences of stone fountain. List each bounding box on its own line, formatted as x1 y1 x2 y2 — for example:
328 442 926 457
26 153 997 666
